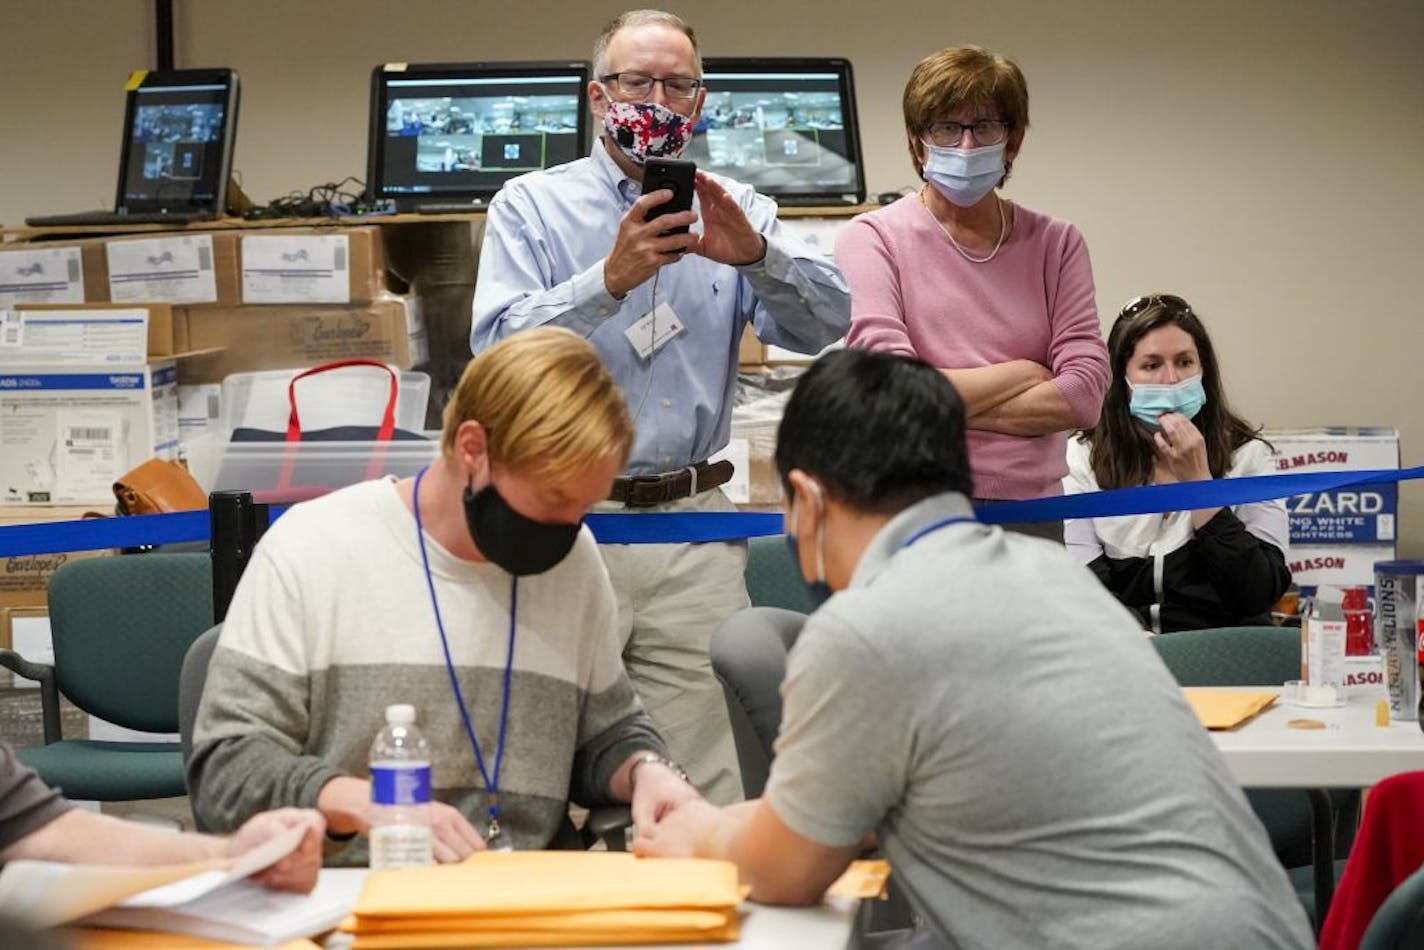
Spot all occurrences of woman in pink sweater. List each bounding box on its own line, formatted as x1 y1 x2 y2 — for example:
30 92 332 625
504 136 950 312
836 45 1108 539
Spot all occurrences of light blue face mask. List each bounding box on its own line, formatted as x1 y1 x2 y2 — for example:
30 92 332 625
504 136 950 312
1128 374 1207 429
923 141 1006 207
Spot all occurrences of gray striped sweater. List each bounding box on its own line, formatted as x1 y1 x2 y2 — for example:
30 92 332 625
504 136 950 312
189 478 664 864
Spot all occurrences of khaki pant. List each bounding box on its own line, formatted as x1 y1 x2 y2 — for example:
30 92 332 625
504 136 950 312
597 488 747 805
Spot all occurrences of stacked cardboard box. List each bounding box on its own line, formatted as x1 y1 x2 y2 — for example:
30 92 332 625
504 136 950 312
0 305 181 506
1 228 426 443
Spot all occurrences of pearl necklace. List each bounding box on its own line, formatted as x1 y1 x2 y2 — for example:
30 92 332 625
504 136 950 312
919 188 1008 264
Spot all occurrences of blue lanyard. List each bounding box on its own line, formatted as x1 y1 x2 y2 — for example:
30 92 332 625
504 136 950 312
900 516 975 550
412 466 516 847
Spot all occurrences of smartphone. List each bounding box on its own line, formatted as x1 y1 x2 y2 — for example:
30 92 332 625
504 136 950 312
642 158 696 235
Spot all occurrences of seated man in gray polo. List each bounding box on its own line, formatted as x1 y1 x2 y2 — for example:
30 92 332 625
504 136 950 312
636 348 1312 950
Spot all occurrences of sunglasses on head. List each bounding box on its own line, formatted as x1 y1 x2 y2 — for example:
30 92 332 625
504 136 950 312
1116 293 1194 323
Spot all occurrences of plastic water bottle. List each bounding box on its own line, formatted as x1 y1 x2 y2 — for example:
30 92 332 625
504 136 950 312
368 704 434 869
1303 586 1347 693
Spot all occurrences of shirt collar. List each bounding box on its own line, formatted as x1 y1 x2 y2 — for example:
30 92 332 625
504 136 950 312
590 137 641 206
848 492 979 590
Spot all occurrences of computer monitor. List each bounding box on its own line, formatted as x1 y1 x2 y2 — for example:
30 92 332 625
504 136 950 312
687 58 865 207
115 68 240 215
367 61 590 212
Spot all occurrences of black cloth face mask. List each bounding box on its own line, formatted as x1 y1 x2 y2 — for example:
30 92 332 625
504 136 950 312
463 483 581 576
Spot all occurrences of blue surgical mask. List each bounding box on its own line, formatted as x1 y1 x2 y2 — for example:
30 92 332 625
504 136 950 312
785 486 832 610
1128 374 1207 429
923 141 1006 207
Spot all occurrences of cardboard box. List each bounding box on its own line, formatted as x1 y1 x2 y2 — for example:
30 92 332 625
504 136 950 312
1286 543 1396 589
176 383 222 442
0 361 179 505
92 232 241 307
12 303 189 359
239 227 387 305
0 606 48 652
0 504 109 608
0 245 89 306
1267 427 1400 545
178 295 422 383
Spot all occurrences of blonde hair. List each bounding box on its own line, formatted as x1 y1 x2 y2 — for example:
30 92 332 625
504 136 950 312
592 9 702 79
902 45 1029 181
442 328 633 482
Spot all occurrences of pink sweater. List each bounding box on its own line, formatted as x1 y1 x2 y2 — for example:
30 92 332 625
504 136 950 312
836 195 1109 500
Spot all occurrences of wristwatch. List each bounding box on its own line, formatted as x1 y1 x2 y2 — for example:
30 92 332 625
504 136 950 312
629 750 690 788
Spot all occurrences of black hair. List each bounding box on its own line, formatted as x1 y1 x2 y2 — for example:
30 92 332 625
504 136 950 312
775 349 974 513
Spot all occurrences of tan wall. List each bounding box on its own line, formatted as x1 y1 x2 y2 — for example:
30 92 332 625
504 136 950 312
4 0 1421 554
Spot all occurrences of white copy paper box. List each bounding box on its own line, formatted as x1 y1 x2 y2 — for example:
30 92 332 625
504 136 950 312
241 234 351 304
0 247 85 306
107 235 218 304
0 361 178 505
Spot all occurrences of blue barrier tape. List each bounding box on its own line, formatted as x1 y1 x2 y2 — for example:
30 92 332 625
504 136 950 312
975 466 1420 526
0 510 210 557
0 465 1419 555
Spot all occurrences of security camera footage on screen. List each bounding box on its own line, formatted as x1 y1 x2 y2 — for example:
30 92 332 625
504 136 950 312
685 71 856 198
380 76 582 196
123 84 229 206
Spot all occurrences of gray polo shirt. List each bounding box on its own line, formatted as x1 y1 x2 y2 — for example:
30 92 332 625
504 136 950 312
765 492 1312 950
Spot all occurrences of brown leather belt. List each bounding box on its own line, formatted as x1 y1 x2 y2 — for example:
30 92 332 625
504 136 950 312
607 459 735 508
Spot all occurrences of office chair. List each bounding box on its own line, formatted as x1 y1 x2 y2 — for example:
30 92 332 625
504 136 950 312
1359 864 1424 950
716 534 812 798
0 553 213 801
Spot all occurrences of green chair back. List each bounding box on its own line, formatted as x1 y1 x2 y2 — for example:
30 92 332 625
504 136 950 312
1360 862 1424 950
48 553 214 732
1151 625 1300 686
745 535 812 613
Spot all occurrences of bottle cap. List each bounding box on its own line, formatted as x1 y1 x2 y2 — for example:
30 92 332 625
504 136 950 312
385 704 416 725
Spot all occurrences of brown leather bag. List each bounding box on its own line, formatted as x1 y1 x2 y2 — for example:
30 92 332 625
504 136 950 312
112 459 208 515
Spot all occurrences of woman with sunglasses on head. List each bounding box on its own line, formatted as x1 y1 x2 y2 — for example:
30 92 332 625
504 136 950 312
835 45 1109 541
1064 294 1291 634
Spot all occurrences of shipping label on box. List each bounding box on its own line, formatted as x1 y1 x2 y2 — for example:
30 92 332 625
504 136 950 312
177 383 221 442
0 360 178 504
0 247 85 306
107 234 218 304
0 308 149 366
1267 427 1400 545
709 438 751 505
242 234 352 304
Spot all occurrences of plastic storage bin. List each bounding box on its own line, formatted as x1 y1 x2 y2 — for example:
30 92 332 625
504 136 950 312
220 366 430 434
183 432 440 500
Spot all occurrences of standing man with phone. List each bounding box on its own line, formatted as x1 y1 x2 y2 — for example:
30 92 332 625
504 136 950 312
472 9 849 805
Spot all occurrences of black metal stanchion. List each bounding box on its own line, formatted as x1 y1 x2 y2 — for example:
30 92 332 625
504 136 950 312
209 490 257 623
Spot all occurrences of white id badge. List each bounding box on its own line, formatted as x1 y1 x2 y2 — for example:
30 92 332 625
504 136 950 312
623 302 685 360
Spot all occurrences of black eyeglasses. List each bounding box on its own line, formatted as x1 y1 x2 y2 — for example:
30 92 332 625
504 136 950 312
600 72 702 100
921 118 1010 148
1117 293 1193 323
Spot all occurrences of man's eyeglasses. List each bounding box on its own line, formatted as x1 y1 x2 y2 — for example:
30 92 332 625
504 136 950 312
921 118 1009 148
601 72 702 100
1117 293 1194 323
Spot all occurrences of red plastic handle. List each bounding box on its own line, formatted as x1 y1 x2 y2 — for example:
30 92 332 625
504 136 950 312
284 359 398 442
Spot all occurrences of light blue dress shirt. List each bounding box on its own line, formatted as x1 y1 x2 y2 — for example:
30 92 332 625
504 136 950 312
471 144 850 476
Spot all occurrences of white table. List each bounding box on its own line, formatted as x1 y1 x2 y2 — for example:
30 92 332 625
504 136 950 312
1208 687 1424 786
315 867 859 949
1207 687 1424 927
